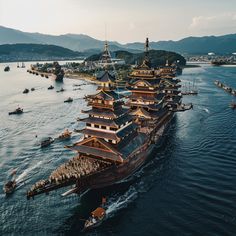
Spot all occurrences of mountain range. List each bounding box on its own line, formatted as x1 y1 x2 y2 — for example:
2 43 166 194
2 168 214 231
0 25 236 54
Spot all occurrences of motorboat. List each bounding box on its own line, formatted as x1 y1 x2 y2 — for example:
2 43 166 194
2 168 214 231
64 97 73 103
229 102 236 109
9 107 23 115
58 129 72 140
57 88 65 93
41 137 54 148
3 169 17 195
3 180 16 194
82 197 107 232
4 66 10 72
23 88 29 94
83 207 106 232
48 85 54 90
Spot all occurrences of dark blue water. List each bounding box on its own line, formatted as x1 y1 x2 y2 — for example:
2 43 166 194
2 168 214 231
0 63 236 236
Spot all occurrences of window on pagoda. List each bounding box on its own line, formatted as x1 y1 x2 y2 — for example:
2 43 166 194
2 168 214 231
110 127 117 131
101 125 106 129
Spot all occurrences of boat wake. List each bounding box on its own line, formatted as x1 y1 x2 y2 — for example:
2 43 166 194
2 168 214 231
15 160 43 183
203 107 210 114
106 186 138 218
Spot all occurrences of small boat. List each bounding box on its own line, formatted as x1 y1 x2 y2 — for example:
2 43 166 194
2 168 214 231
64 97 73 103
231 90 236 96
4 169 17 194
9 107 23 115
23 88 29 94
229 102 236 109
57 88 65 93
3 180 17 194
83 207 106 232
4 66 10 72
73 88 81 91
58 129 72 140
82 197 107 232
31 88 35 91
41 137 54 148
48 85 54 90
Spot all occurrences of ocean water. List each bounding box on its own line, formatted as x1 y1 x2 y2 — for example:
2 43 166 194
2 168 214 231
0 63 236 236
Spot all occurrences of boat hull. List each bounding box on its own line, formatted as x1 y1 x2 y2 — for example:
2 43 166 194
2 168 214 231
75 112 174 193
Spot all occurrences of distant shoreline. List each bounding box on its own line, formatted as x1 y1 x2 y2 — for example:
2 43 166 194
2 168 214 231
66 72 97 83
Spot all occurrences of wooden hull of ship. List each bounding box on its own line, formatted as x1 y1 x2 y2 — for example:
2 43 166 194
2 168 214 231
75 112 174 194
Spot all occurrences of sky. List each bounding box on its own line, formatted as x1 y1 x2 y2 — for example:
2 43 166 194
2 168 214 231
0 0 236 43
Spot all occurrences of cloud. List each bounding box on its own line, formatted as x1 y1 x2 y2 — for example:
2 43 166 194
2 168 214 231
189 13 236 34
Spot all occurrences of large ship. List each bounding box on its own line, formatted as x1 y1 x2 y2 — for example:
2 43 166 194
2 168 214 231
27 38 188 199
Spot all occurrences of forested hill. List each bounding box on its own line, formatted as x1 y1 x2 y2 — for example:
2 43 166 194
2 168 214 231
0 44 82 62
86 50 186 67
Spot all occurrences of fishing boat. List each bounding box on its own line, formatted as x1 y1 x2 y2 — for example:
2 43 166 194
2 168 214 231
41 137 54 148
3 169 17 195
64 97 73 103
23 88 29 94
3 180 16 194
181 80 198 95
9 107 23 115
58 129 72 140
83 207 106 231
229 101 236 109
48 85 54 90
57 88 65 93
4 66 10 72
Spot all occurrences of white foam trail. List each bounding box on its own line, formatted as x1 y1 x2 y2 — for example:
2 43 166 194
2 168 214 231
16 160 42 182
106 188 137 216
203 108 210 114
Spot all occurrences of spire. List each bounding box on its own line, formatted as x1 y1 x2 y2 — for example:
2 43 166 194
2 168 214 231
100 41 112 65
139 37 150 69
166 60 169 66
145 37 149 55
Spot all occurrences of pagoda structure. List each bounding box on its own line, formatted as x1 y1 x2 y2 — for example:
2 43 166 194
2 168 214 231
126 38 172 135
27 70 149 199
98 41 112 67
156 60 182 110
73 70 137 162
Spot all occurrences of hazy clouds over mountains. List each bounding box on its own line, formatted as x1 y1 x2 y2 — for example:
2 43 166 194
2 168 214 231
1 25 236 54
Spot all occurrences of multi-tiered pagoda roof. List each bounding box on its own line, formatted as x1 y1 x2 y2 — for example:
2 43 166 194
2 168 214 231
69 70 146 163
126 38 167 121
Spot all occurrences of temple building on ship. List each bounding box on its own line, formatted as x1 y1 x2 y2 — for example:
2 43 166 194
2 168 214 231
157 61 182 111
71 70 140 162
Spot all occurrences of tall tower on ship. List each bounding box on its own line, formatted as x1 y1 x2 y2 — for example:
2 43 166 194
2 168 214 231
157 61 182 111
127 38 170 135
98 41 112 68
